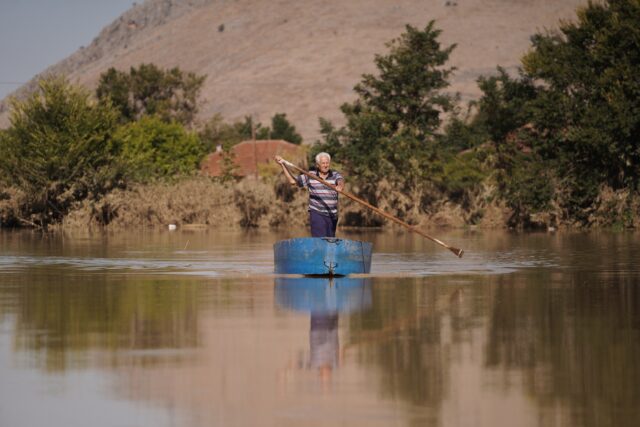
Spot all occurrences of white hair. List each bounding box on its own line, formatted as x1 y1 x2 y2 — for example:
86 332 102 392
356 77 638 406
315 152 331 164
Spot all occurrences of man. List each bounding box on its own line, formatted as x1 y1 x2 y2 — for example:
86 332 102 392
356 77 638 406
275 152 344 237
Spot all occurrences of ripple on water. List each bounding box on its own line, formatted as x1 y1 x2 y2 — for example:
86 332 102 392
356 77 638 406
0 250 274 277
371 248 560 276
0 247 560 278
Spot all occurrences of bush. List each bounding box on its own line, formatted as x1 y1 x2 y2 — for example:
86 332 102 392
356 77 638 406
233 180 271 228
438 153 487 204
0 187 27 228
114 116 204 182
0 77 120 228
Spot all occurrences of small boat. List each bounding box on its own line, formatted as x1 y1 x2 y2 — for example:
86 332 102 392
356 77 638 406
273 237 372 276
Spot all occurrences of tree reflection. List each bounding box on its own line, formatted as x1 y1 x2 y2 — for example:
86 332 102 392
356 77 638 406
276 268 640 427
2 269 201 372
486 271 640 427
346 277 476 408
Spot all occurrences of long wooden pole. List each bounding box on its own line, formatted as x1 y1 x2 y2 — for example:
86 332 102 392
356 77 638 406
282 159 464 258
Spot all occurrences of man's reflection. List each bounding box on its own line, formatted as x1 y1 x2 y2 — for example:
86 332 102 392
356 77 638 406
310 312 339 378
274 277 372 380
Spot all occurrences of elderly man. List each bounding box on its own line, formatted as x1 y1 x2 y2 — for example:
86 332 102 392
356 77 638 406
275 152 344 237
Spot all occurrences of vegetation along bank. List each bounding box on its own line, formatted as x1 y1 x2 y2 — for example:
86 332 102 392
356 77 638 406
1 0 639 231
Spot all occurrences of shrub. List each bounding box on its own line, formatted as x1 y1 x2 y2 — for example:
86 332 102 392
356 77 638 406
233 180 271 227
114 116 204 182
0 77 119 228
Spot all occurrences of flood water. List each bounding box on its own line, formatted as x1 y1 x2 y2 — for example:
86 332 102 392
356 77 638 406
1 228 639 427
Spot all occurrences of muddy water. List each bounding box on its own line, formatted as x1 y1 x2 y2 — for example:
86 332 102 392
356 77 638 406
1 229 639 427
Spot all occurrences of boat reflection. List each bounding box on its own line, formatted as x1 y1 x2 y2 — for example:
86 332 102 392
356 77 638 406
275 277 372 380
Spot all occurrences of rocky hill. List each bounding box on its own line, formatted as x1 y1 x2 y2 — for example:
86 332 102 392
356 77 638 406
0 0 587 141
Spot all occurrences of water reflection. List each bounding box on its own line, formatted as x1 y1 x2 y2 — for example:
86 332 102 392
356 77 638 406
345 277 467 411
2 230 640 427
485 272 640 427
1 271 201 371
275 277 372 380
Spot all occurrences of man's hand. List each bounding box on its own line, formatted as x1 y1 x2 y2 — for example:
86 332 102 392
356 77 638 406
275 155 297 186
336 180 345 192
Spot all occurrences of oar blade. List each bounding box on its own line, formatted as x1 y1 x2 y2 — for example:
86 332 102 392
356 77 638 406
449 247 464 258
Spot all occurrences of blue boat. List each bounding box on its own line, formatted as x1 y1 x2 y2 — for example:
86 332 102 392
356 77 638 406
273 237 372 276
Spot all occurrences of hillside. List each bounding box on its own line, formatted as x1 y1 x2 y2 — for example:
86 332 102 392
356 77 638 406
0 0 587 141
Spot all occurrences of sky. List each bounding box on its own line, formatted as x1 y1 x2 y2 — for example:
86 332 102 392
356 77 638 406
0 0 136 99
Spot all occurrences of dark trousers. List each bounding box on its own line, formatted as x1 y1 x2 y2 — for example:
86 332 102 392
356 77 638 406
310 210 338 238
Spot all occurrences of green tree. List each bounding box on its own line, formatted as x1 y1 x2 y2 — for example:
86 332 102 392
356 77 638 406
264 113 303 144
199 113 303 151
96 63 206 125
198 114 246 153
0 129 8 182
436 115 486 154
95 67 133 122
114 116 203 182
353 22 456 140
465 69 555 223
237 115 267 140
0 77 119 228
473 68 537 147
521 0 640 221
313 22 457 222
455 0 640 227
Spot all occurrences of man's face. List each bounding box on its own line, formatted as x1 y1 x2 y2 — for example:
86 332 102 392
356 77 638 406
317 157 331 174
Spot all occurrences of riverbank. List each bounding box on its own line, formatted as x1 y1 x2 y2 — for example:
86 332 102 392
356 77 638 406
0 176 496 231
2 176 638 232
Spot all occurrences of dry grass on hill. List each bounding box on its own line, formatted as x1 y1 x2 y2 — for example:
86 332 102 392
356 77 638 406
1 0 587 141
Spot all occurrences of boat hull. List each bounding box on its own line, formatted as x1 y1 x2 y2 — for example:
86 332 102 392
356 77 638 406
273 237 372 276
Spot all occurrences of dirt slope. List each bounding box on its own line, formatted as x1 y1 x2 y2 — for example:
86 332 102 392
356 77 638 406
0 0 587 141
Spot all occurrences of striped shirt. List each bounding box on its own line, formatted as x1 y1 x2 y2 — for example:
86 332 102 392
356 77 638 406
297 169 344 218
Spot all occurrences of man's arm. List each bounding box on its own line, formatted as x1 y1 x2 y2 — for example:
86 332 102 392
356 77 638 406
274 155 298 186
